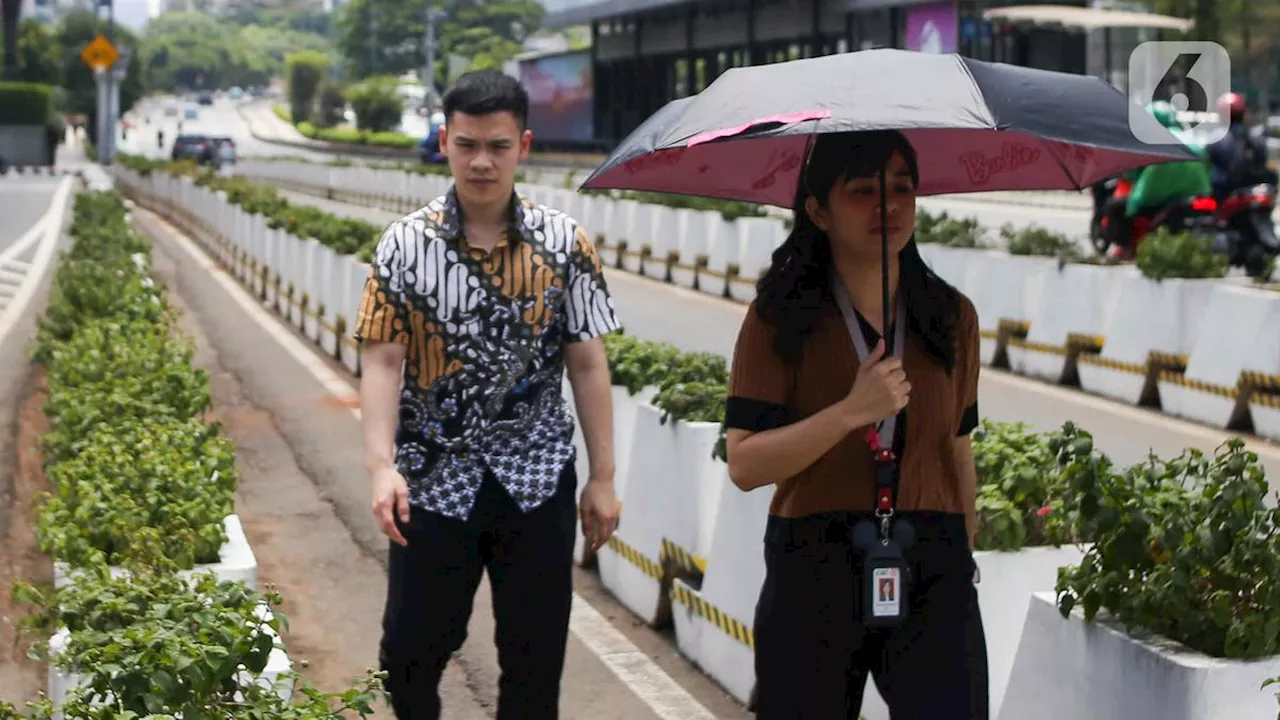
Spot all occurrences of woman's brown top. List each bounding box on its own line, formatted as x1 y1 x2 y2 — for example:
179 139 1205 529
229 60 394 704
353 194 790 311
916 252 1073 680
726 293 981 518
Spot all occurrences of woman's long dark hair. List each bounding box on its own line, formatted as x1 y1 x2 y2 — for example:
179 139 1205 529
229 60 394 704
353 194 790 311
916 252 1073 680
754 130 961 371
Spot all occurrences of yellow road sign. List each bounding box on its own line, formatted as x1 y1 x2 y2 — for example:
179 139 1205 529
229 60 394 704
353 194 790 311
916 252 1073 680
80 35 119 72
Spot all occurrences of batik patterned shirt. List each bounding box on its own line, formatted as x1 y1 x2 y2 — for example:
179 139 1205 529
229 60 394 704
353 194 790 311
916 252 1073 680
354 187 621 521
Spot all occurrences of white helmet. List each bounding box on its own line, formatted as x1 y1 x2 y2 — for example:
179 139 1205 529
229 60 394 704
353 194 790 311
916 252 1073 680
431 111 446 127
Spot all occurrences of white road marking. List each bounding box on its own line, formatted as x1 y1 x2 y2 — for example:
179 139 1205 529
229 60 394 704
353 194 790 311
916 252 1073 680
0 176 74 349
144 208 718 720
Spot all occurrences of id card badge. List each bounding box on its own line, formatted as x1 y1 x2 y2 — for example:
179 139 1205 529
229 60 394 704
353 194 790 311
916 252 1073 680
861 543 912 628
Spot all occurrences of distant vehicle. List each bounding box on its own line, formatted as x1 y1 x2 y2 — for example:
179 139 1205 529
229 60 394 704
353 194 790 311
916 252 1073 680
228 87 243 100
164 105 178 117
197 92 214 106
171 134 216 164
184 104 199 119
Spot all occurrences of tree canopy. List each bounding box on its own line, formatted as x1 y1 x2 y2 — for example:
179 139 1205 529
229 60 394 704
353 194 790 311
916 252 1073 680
140 10 332 91
334 0 543 82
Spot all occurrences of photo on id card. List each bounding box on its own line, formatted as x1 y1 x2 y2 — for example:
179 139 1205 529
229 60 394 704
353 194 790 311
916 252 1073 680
872 567 900 617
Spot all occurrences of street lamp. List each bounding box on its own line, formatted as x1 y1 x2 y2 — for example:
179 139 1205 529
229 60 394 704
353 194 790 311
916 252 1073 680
423 6 446 106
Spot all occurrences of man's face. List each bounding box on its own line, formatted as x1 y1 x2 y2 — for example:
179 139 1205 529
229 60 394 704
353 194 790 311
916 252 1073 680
439 110 532 207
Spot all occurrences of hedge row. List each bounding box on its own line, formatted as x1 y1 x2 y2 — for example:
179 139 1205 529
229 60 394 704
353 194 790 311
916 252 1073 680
0 191 383 719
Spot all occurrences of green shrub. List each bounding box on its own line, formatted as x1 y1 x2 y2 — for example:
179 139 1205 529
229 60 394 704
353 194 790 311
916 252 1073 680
972 419 1096 551
0 81 54 125
1134 227 1229 280
1056 438 1280 659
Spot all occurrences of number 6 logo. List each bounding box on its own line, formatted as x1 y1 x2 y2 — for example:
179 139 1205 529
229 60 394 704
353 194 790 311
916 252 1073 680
1128 41 1232 145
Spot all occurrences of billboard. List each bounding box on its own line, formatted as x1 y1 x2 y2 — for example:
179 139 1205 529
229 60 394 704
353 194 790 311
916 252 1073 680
904 1 958 54
519 50 594 144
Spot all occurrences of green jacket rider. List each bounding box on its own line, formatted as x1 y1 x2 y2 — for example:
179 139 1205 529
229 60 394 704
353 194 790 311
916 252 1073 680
1125 101 1213 218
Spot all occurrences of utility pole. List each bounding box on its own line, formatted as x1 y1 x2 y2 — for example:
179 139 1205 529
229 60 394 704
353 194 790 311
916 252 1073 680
423 6 445 106
368 0 376 76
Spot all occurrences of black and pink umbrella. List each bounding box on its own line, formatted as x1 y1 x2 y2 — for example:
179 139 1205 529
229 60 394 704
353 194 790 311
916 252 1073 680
580 48 1196 206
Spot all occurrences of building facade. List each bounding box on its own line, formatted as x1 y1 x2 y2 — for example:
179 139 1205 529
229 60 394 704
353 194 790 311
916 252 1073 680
543 0 1100 147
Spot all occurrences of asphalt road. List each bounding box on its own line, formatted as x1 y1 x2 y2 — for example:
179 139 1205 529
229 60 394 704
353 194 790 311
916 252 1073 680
0 179 59 255
122 96 346 164
276 189 1280 487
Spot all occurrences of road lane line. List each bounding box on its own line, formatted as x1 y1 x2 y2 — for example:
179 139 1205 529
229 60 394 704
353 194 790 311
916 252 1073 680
142 206 719 720
0 176 73 349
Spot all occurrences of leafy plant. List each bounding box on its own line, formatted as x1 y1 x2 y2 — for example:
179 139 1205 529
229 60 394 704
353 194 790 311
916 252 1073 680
603 332 683 395
653 381 727 426
36 416 237 569
916 209 985 248
10 552 385 719
1001 223 1083 262
1056 438 1280 659
971 419 1095 551
1263 675 1280 719
1134 227 1229 280
42 318 212 463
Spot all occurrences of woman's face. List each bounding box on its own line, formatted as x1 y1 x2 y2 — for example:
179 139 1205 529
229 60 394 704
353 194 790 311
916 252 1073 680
805 149 917 260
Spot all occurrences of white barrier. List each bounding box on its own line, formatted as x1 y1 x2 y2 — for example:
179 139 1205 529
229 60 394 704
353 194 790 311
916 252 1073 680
1158 285 1280 429
998 593 1280 720
53 514 258 591
115 165 1280 718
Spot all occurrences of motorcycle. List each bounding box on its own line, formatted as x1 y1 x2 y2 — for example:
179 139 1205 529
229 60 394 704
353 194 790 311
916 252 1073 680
1211 182 1278 277
1090 177 1220 259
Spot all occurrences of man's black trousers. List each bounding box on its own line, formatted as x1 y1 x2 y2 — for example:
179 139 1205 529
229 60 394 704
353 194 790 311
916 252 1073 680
753 511 990 719
379 464 578 720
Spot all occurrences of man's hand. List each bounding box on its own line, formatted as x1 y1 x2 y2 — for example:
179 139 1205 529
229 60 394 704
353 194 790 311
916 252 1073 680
579 477 620 552
372 465 410 547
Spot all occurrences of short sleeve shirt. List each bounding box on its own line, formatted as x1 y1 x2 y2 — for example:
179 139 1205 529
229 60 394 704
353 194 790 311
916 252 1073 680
725 293 981 519
354 187 621 520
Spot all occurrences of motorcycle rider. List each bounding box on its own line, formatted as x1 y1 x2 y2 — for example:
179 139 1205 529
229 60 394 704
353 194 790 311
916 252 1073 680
1124 100 1212 223
1206 92 1276 200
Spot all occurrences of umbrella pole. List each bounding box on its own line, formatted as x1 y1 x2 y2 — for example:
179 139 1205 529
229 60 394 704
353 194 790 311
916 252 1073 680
879 170 890 338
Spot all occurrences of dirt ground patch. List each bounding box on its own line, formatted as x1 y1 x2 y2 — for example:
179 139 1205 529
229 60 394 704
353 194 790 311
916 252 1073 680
0 370 53 706
152 246 403 719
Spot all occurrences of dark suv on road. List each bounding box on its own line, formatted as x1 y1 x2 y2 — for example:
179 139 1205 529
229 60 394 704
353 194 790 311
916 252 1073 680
171 134 216 164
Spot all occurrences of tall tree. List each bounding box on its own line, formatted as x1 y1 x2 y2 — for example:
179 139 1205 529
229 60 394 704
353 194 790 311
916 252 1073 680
18 18 62 85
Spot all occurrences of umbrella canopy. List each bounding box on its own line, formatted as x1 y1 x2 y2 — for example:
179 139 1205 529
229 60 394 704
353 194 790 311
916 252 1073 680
580 49 1199 207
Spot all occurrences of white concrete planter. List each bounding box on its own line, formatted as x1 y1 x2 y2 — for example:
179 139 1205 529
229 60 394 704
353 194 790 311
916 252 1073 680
597 402 678 626
569 383 659 566
54 515 258 591
998 592 1280 720
47 603 293 718
862 544 1089 720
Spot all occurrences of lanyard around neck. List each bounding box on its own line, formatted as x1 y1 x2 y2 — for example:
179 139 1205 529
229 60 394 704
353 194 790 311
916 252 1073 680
831 272 907 452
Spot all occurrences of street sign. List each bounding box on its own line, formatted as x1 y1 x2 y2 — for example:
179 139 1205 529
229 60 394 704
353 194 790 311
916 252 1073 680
80 34 119 72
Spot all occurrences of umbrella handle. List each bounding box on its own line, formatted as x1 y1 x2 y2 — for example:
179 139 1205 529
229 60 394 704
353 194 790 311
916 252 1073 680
880 170 891 336
686 109 833 147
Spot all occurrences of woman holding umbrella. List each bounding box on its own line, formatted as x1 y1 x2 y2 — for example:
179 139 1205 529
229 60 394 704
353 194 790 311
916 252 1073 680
576 47 1203 720
722 129 987 719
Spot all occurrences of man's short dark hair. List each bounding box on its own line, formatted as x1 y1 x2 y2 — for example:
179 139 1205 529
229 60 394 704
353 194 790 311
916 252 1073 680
442 71 529 129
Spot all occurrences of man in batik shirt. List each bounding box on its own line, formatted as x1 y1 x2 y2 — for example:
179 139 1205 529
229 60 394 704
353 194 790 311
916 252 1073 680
355 70 622 720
